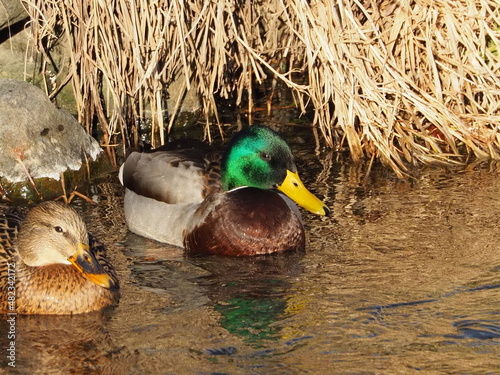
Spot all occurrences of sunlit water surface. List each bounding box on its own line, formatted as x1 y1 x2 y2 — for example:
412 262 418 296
1 130 499 374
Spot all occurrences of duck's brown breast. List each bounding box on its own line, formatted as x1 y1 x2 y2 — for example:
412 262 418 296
1 263 119 315
184 187 305 256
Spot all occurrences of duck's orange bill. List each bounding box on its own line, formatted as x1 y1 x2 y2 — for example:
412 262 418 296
68 243 114 289
277 170 330 216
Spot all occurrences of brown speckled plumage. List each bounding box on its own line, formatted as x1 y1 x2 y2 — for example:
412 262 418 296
0 202 119 315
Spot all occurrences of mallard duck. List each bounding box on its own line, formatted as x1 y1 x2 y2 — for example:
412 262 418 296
0 201 119 314
120 125 329 256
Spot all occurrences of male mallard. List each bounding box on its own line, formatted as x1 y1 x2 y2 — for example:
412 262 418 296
120 125 329 256
0 201 119 314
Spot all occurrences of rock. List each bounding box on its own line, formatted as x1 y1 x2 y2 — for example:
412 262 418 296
0 0 27 32
0 28 37 81
0 79 105 200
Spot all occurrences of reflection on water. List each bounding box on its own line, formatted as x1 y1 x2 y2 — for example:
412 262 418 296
0 311 138 374
193 253 305 348
126 240 305 349
1 133 500 373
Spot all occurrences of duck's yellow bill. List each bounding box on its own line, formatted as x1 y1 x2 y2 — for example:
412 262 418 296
68 243 114 289
277 170 330 216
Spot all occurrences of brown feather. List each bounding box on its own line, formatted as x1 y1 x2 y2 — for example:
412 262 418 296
7 262 119 314
184 188 305 256
0 203 119 315
122 147 222 204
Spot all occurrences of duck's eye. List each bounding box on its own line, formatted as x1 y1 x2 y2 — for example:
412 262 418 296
54 226 64 233
261 153 271 161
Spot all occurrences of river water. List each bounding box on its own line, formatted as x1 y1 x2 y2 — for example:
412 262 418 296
1 127 499 374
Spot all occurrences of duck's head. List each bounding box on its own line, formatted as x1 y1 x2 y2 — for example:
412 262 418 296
220 126 330 216
16 201 115 289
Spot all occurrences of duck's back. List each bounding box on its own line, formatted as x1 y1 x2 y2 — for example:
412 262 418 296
120 145 220 205
120 141 227 246
0 209 20 308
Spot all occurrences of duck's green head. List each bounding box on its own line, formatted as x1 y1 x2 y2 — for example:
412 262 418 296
220 126 329 216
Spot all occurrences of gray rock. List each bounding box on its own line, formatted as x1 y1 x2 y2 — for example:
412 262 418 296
0 0 27 31
0 79 102 183
0 28 37 82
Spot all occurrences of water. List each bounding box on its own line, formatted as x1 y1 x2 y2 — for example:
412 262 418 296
1 131 499 374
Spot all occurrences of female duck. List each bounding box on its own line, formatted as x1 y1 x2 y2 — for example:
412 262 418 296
0 201 119 314
120 125 329 256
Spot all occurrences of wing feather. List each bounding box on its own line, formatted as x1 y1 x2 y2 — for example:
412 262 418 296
121 149 208 204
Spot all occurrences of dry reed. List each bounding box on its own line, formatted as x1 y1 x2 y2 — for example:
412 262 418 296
22 0 500 176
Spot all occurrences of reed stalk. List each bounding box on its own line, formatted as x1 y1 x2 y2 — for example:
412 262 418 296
22 0 500 176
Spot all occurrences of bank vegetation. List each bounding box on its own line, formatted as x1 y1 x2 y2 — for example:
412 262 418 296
24 0 500 177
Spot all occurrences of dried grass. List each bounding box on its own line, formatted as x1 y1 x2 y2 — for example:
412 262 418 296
22 0 500 176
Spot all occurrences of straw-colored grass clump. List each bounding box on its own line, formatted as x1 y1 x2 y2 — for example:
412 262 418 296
24 0 500 177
